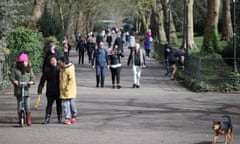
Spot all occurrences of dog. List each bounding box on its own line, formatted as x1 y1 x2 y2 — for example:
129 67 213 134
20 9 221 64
212 115 233 144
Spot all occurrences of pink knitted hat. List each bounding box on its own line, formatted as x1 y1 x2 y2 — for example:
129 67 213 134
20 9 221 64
18 53 29 62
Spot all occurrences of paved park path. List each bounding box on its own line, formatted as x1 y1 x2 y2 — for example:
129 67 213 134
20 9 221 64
0 44 239 144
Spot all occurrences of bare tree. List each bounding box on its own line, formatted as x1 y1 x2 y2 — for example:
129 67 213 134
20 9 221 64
202 0 221 53
151 0 167 42
221 0 233 41
32 0 46 21
161 0 177 45
183 0 196 49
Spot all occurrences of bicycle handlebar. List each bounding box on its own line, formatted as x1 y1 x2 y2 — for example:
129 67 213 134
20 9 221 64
19 82 35 87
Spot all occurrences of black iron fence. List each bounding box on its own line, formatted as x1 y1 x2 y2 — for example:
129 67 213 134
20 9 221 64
153 42 240 82
0 53 17 90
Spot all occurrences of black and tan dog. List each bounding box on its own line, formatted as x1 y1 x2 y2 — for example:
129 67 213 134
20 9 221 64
212 115 233 144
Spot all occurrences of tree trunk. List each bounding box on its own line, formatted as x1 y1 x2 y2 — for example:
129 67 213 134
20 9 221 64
169 9 177 45
75 10 85 35
64 1 78 37
151 0 167 42
186 0 196 49
32 0 46 21
221 0 233 41
56 0 64 31
202 0 220 53
161 0 177 45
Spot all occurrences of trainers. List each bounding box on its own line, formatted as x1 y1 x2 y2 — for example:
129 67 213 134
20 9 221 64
117 85 121 89
64 119 71 125
71 118 77 124
132 84 136 88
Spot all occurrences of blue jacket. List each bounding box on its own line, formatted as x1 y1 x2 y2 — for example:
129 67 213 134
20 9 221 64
92 48 109 67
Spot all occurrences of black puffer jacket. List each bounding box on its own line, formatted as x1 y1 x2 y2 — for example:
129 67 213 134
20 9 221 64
38 65 60 97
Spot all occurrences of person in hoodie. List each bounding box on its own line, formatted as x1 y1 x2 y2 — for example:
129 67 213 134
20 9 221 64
59 56 77 125
38 55 62 124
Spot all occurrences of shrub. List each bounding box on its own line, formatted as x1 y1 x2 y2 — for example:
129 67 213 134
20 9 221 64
6 26 44 72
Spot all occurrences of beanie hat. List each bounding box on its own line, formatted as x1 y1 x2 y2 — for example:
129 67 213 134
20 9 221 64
18 53 29 62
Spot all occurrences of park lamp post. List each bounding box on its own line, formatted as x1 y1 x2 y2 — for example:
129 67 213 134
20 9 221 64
233 0 238 72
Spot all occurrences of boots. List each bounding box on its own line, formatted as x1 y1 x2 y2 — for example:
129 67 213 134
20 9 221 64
42 114 51 124
57 115 62 123
26 112 32 126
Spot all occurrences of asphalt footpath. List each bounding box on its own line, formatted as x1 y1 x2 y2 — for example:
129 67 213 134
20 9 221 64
0 44 239 144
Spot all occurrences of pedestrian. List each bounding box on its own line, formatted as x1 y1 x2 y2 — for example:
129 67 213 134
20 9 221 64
108 44 124 89
168 47 185 80
37 55 62 124
143 36 152 59
114 32 125 55
59 56 77 125
127 31 136 66
10 52 35 126
91 41 109 88
86 35 96 65
62 36 69 61
42 42 61 72
96 31 104 46
106 32 112 48
76 36 85 64
75 32 80 50
127 43 146 88
125 31 130 46
164 43 172 76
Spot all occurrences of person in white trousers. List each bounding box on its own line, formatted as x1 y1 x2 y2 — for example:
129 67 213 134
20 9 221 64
127 43 146 88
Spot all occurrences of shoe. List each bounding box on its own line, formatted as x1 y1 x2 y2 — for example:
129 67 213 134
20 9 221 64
64 119 71 125
132 84 136 88
71 117 77 124
96 85 99 88
164 73 169 76
112 85 115 89
58 115 62 123
170 78 175 80
42 119 50 124
42 114 51 124
136 85 140 88
117 85 121 89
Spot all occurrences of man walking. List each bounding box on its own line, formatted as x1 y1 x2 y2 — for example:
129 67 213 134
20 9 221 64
92 41 109 88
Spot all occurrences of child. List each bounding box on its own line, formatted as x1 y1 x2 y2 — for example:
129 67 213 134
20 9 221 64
10 52 35 126
38 55 62 124
59 56 77 124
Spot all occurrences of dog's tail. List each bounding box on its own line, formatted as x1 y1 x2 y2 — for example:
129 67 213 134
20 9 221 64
223 115 233 132
222 115 231 122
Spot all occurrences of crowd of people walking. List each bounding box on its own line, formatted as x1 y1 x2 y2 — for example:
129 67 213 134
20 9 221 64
9 27 185 127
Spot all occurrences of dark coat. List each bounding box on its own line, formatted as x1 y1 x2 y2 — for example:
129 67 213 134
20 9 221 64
38 65 60 98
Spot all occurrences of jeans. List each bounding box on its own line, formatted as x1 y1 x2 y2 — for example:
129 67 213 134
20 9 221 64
17 96 30 112
62 99 77 119
96 65 106 87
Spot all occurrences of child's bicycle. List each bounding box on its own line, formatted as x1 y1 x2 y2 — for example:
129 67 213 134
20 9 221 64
19 81 34 127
